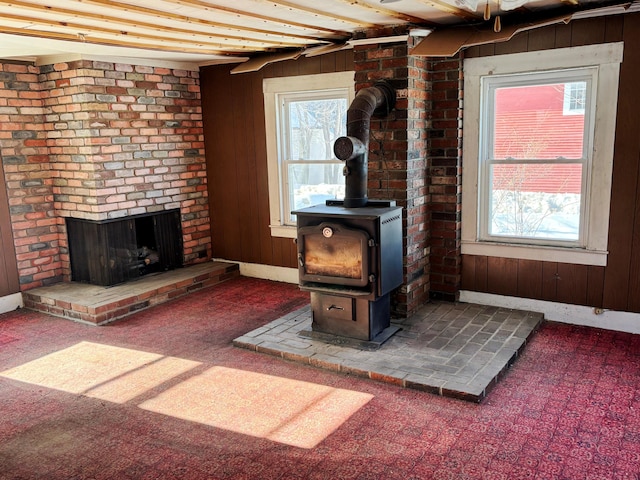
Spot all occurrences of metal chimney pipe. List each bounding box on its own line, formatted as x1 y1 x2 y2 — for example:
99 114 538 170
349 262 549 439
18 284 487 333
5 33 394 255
333 81 396 208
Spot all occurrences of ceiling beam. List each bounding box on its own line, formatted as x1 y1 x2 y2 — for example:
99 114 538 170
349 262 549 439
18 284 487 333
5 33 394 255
163 0 374 30
414 0 481 20
0 0 322 44
73 0 350 37
334 0 452 23
0 25 242 55
0 12 310 51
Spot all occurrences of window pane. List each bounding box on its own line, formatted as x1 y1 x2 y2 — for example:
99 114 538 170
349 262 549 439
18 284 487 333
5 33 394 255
493 83 586 160
489 163 582 240
563 82 586 115
288 98 347 161
287 163 345 222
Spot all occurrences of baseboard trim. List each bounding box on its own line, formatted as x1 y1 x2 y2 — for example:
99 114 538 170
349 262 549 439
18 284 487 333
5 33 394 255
213 259 298 284
0 292 24 315
460 290 640 335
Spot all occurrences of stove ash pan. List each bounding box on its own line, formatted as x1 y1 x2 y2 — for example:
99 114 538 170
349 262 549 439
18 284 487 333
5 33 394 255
294 201 403 301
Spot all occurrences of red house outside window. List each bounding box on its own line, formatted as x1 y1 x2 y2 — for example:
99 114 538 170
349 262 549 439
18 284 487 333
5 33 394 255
486 78 589 242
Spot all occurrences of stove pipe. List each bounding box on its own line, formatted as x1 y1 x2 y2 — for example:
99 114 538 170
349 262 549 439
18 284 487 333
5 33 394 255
333 81 396 208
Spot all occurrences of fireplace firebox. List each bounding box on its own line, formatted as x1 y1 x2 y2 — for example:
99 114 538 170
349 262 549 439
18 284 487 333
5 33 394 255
66 209 183 287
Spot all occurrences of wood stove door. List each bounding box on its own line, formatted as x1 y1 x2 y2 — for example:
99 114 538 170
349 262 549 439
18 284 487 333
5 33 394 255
297 223 369 288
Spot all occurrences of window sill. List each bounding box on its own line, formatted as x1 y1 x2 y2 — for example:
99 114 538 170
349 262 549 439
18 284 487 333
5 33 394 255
269 224 297 239
461 241 607 266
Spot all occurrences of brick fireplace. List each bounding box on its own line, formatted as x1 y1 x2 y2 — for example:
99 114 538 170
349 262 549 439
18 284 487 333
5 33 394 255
0 59 213 291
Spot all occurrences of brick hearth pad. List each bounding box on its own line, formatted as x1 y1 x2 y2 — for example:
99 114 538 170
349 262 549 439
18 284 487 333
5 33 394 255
234 301 543 402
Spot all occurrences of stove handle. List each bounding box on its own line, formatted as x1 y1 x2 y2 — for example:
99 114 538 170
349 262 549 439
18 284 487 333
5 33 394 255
297 253 304 267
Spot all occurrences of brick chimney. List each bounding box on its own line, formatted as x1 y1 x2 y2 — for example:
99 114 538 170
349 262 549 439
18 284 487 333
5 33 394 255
350 31 463 315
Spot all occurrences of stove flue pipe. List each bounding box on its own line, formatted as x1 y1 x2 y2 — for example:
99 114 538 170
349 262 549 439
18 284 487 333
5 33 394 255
333 81 396 208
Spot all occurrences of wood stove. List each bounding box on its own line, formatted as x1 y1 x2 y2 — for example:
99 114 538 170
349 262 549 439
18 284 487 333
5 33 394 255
294 79 404 343
295 200 402 341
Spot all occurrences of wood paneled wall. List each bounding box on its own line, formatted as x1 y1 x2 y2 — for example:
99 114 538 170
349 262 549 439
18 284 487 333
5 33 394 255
0 157 20 297
462 14 640 313
200 52 354 268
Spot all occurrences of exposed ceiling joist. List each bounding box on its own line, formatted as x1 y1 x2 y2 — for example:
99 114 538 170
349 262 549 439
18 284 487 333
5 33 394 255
0 25 232 55
75 0 351 37
167 0 377 29
0 0 634 67
0 0 328 44
333 0 440 23
0 11 307 51
414 0 482 19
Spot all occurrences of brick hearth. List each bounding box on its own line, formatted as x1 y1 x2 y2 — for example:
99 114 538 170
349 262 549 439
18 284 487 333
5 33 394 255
22 261 238 325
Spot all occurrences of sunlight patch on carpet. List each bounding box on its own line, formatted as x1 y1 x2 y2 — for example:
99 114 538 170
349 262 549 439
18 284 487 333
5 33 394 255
139 366 374 448
1 343 373 448
0 341 201 403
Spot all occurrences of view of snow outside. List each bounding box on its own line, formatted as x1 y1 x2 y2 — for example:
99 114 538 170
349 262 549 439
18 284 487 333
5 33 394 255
289 164 344 210
489 81 586 241
490 190 581 240
286 97 346 218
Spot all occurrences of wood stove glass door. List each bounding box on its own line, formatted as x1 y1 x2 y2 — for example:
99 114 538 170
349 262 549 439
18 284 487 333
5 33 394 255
298 223 369 287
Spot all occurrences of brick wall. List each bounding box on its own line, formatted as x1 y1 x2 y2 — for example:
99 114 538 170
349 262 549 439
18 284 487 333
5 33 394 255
427 56 463 300
352 36 430 316
0 59 212 290
0 61 61 290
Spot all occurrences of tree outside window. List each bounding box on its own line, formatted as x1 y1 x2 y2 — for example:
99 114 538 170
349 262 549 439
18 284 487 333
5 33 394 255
283 95 347 222
481 73 593 245
263 72 355 238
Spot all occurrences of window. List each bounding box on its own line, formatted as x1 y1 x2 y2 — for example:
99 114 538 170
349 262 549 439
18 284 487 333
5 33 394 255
264 72 354 238
462 43 623 266
482 70 593 245
563 81 587 115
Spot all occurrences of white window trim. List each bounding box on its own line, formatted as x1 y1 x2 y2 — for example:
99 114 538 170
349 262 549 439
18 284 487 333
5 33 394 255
461 42 623 266
263 71 355 238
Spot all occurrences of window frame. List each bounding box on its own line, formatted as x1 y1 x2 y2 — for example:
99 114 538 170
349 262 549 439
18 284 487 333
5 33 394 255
263 71 355 238
478 68 595 247
461 43 623 266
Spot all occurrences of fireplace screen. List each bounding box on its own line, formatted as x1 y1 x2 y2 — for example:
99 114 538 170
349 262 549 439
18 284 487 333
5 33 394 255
297 223 369 287
67 209 183 287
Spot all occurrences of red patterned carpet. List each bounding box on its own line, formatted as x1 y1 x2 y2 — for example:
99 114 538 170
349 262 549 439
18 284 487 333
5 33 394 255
0 276 639 479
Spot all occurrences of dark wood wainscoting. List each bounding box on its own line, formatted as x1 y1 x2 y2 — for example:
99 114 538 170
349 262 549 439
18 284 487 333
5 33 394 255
200 51 354 269
461 255 605 308
0 158 19 298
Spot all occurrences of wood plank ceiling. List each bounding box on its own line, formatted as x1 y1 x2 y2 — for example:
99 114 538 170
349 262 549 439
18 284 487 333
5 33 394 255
0 0 632 66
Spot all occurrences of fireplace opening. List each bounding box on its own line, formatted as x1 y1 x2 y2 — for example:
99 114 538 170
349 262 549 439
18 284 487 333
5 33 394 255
66 209 183 287
135 215 162 275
